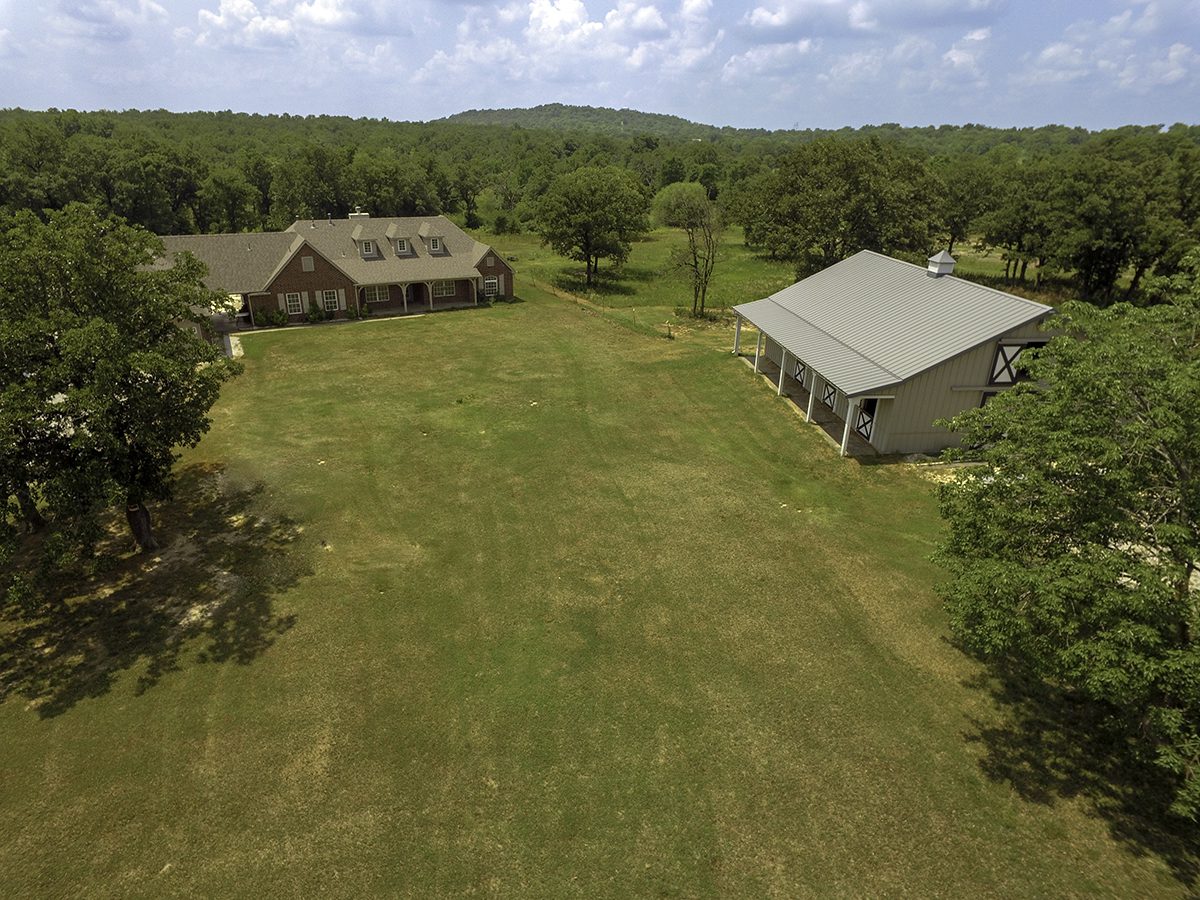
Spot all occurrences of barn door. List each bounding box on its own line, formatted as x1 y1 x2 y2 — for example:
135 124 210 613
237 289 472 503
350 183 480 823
854 398 878 441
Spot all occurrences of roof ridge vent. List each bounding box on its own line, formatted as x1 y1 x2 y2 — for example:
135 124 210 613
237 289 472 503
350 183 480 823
927 250 955 277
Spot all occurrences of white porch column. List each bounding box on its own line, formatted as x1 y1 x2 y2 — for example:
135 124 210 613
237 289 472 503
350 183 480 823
732 315 742 355
401 283 408 314
426 282 434 310
806 374 819 423
778 349 788 395
753 332 763 373
472 280 478 306
841 397 861 458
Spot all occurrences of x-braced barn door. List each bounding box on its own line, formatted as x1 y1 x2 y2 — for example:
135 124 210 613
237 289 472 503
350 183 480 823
854 398 878 441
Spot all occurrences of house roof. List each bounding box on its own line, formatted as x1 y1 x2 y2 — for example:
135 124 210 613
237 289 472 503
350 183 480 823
734 250 1052 396
158 232 302 293
286 215 488 284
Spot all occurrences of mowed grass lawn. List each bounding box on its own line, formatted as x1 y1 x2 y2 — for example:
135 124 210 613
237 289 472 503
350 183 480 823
0 285 1190 896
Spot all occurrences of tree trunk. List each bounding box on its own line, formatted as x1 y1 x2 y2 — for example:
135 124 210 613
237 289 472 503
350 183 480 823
1019 259 1029 282
1125 265 1146 301
125 498 159 552
15 485 45 533
947 236 956 255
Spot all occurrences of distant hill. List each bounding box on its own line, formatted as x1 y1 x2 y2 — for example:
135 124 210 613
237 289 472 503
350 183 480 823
438 104 731 140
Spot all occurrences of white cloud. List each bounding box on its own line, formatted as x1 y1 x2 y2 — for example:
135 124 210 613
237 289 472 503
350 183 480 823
743 0 1002 40
1019 2 1199 93
942 26 989 75
52 0 167 42
1117 41 1197 88
722 38 814 81
605 2 669 37
415 0 722 88
196 0 296 49
525 0 602 46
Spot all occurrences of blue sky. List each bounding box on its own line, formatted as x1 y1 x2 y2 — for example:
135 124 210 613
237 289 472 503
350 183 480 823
0 1 1196 129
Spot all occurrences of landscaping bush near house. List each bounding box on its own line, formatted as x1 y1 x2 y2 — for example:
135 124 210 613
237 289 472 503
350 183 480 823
256 308 289 328
305 303 332 324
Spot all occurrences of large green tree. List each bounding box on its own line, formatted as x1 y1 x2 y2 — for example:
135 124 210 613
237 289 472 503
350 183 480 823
0 205 240 561
735 137 942 277
534 165 649 286
935 257 1200 816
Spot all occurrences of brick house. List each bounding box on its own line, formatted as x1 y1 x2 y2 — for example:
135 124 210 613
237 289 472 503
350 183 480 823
159 213 515 329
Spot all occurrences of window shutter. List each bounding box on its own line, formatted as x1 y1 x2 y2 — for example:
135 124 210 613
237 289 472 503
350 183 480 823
302 291 311 310
499 274 505 296
277 293 286 311
337 288 346 310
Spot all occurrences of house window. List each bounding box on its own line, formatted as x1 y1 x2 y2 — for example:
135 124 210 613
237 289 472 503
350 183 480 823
433 280 456 298
285 292 302 315
322 289 339 312
396 238 408 253
361 240 375 257
429 237 442 252
486 256 494 267
364 285 389 303
301 255 314 272
483 276 499 297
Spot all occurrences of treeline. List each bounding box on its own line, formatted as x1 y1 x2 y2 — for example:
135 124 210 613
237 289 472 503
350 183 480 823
0 106 1197 302
730 132 1200 302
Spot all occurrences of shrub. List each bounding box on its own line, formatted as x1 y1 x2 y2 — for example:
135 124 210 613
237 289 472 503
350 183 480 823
256 307 288 328
305 302 330 324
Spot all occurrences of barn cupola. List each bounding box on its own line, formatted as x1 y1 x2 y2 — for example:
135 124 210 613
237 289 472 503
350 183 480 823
927 250 956 277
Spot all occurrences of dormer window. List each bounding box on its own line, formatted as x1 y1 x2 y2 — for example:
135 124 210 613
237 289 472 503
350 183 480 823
429 237 442 253
361 240 375 256
395 238 408 254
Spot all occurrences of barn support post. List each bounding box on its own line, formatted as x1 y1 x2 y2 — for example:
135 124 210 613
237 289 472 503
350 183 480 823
778 350 788 395
806 374 819 423
753 332 763 373
732 315 742 355
841 397 860 458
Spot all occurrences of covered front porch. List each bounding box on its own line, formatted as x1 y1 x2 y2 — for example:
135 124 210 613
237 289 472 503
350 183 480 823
733 316 884 458
359 278 480 316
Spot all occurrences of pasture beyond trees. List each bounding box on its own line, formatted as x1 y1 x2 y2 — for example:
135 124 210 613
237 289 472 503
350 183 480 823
1 276 1196 895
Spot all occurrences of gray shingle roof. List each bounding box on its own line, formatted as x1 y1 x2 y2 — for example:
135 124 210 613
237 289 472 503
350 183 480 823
288 215 488 284
734 250 1052 396
159 232 302 293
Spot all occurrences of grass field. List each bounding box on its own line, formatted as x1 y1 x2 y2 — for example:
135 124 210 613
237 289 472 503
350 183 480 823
1 280 1193 895
477 224 797 336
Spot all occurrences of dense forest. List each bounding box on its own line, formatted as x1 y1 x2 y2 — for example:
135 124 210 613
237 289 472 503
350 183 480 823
1 105 1197 303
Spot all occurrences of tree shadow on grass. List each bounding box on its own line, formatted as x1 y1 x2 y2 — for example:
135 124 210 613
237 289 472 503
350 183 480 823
549 265 659 299
962 668 1200 887
0 464 307 719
